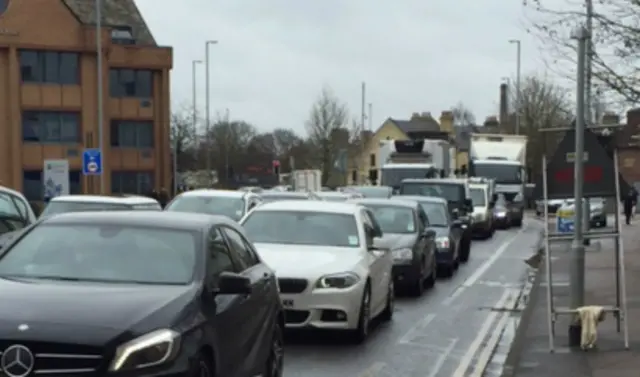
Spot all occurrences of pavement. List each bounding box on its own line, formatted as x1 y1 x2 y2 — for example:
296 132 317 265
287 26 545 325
282 218 543 377
500 215 640 377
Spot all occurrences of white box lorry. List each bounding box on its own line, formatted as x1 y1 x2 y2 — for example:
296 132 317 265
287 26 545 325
469 133 528 226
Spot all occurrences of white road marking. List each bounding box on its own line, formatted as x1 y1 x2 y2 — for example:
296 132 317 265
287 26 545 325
396 313 436 344
451 289 517 377
443 229 524 306
356 361 386 377
426 338 459 377
469 307 512 376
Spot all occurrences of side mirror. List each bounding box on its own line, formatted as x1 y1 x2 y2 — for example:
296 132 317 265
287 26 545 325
368 225 383 239
217 272 252 295
464 198 473 208
422 229 436 238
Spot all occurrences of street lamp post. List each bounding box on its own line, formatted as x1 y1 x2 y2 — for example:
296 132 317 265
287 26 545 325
509 39 522 135
191 60 202 163
95 0 105 193
204 40 218 186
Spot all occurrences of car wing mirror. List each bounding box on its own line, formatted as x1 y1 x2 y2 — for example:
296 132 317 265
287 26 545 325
216 272 252 295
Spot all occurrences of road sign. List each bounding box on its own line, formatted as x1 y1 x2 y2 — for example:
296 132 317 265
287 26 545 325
43 159 69 199
533 129 629 199
82 149 102 175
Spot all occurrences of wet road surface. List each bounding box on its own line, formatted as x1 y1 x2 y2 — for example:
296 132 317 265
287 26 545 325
283 218 543 377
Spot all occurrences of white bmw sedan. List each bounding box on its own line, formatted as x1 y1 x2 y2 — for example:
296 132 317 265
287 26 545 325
240 200 394 342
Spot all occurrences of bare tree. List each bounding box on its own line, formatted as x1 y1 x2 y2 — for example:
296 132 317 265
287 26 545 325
170 107 197 171
524 0 640 104
451 102 477 127
305 87 350 184
206 119 257 183
504 74 574 177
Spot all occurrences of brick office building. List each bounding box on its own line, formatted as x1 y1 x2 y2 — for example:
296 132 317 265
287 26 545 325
0 0 172 200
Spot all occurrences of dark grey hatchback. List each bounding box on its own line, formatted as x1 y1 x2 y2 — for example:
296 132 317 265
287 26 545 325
350 198 437 296
0 211 284 377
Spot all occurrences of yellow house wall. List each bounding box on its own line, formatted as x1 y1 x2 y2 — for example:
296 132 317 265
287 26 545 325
353 120 407 184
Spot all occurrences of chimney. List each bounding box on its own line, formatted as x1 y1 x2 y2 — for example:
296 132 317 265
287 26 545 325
440 111 454 134
602 111 619 125
484 115 499 130
499 83 509 126
411 112 421 120
627 108 640 128
421 112 432 118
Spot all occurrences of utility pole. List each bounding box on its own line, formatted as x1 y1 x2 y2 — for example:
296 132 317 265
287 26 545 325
95 0 104 194
204 40 218 186
360 82 366 130
584 0 594 245
570 26 589 333
224 108 230 183
509 39 522 135
192 59 202 164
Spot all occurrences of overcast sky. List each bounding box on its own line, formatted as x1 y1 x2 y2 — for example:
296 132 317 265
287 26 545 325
137 0 551 134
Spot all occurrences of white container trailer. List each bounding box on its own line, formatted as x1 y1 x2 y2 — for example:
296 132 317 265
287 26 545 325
293 169 322 192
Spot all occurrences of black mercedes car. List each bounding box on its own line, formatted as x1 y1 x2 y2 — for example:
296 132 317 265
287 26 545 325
351 198 437 296
0 211 284 377
393 195 461 277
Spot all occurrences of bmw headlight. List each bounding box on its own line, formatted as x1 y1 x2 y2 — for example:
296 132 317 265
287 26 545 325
435 237 450 249
315 272 360 289
392 248 413 261
495 211 506 217
109 329 180 371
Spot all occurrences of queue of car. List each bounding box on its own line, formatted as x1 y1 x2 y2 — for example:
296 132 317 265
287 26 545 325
0 176 522 377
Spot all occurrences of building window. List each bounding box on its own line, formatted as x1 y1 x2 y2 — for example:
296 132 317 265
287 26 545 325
110 120 154 148
111 26 135 45
22 170 82 201
19 50 79 85
369 153 376 167
22 111 80 143
111 171 154 195
109 69 153 97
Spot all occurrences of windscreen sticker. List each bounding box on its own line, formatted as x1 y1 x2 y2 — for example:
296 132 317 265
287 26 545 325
407 223 415 232
348 236 359 245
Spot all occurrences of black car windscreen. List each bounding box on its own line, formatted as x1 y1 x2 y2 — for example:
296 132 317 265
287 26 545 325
400 182 464 203
471 163 522 184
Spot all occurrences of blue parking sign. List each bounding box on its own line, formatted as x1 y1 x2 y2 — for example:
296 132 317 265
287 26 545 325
82 149 102 175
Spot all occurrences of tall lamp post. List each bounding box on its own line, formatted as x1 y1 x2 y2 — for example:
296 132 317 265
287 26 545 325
191 59 202 163
509 39 522 135
204 40 218 185
95 0 105 193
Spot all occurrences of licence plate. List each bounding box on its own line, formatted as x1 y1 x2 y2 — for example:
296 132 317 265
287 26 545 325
282 299 294 308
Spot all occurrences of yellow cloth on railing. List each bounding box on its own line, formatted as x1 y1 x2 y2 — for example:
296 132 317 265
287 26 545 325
577 305 605 350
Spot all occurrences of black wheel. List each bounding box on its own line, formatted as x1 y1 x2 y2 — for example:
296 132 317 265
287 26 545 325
196 351 214 377
264 323 284 377
351 284 371 343
411 261 425 296
380 279 394 321
424 255 436 288
459 237 470 263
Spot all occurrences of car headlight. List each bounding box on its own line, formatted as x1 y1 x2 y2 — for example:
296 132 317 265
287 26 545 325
315 272 360 289
495 211 506 217
109 329 180 371
392 248 413 261
435 237 450 249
